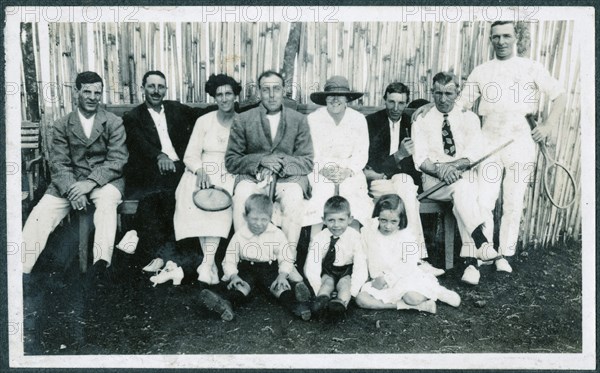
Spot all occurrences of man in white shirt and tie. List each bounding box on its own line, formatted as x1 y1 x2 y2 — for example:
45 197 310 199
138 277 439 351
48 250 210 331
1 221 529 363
412 72 499 285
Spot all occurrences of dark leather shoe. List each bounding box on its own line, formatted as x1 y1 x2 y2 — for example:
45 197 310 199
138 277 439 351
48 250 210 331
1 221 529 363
198 289 234 321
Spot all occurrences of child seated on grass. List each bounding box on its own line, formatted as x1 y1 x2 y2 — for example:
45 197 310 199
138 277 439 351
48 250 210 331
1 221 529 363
218 193 312 320
354 194 461 314
304 196 366 317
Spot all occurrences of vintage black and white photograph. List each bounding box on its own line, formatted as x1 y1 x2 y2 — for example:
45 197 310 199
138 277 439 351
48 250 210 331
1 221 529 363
4 5 595 369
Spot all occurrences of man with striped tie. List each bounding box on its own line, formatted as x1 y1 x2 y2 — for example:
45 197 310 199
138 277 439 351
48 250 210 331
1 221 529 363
412 72 498 286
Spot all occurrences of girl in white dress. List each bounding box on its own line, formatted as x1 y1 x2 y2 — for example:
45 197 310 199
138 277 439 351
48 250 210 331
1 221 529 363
173 74 240 285
354 194 461 313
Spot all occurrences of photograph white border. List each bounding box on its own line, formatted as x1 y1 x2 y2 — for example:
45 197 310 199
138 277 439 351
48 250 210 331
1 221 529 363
5 5 596 369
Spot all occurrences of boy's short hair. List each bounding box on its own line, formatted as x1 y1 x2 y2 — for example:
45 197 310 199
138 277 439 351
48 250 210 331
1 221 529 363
244 194 273 217
323 195 352 217
75 71 103 90
372 194 408 230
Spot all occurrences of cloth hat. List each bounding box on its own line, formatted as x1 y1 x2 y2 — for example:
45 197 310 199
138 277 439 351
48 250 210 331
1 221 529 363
310 76 364 106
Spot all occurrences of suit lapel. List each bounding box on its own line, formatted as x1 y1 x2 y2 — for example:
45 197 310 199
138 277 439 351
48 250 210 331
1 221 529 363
87 109 107 146
163 102 176 137
259 108 273 147
141 105 161 147
271 107 286 150
68 110 90 144
379 111 392 152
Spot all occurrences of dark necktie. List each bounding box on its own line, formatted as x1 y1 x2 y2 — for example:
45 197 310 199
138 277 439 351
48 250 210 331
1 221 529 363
442 113 456 156
322 236 340 269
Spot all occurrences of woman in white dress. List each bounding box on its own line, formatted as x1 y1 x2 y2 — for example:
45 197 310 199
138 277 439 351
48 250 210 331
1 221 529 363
173 74 240 285
304 76 374 232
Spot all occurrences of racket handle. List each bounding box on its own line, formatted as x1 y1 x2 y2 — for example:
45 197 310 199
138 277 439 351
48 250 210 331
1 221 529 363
334 183 340 196
525 113 538 130
269 174 278 202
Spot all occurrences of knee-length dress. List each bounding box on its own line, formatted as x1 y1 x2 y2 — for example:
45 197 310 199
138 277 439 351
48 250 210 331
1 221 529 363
174 111 236 240
303 107 374 226
354 219 441 304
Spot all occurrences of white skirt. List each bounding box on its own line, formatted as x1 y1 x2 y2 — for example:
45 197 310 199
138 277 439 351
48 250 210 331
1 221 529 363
173 169 235 240
360 269 441 304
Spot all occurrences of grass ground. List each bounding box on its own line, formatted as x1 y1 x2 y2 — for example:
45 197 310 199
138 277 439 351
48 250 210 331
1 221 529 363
21 214 582 356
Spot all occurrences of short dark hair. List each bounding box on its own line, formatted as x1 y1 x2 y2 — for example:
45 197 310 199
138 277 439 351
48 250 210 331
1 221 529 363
323 196 351 217
75 71 103 90
432 72 459 87
383 82 410 101
142 70 166 87
490 20 516 32
205 74 242 97
372 194 408 230
244 194 273 217
257 70 285 88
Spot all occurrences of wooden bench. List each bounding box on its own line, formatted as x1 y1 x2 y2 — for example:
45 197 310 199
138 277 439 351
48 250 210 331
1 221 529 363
37 101 456 272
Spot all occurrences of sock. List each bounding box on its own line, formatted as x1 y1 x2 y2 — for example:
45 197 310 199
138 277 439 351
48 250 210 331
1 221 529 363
278 289 295 305
471 224 488 249
463 257 478 267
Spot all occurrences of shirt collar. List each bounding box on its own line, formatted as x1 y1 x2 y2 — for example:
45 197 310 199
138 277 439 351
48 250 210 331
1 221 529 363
147 104 165 116
238 223 278 240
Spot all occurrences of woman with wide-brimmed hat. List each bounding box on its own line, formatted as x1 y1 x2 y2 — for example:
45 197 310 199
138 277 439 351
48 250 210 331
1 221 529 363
303 75 374 230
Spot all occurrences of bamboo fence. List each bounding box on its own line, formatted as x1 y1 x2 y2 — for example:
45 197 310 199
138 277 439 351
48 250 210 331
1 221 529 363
19 20 581 248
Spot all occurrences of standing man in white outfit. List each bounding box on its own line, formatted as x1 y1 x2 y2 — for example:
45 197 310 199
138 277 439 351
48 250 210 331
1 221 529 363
461 21 566 273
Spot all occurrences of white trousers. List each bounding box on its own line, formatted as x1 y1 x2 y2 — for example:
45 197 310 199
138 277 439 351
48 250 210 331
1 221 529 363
369 174 428 259
478 115 536 257
22 183 122 273
232 180 305 246
422 171 491 259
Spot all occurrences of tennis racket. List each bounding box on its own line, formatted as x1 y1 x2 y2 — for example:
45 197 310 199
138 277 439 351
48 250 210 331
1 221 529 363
192 185 233 211
417 140 514 201
526 114 577 209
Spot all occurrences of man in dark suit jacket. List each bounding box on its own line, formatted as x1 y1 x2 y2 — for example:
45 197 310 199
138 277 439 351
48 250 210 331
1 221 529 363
22 71 128 275
364 82 444 276
122 70 211 195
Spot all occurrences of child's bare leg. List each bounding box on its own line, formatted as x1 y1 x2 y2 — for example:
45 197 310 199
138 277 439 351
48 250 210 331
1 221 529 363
334 275 352 307
399 291 436 314
317 275 335 297
402 291 428 306
355 291 397 309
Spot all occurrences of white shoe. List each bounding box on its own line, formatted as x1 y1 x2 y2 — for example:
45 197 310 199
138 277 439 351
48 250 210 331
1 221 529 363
142 258 164 272
418 261 445 277
415 299 437 314
461 265 480 285
196 262 219 285
495 258 513 273
116 230 138 254
150 262 183 287
437 286 461 307
475 243 500 261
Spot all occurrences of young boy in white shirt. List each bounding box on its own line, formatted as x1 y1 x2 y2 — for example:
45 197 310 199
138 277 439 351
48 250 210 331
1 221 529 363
220 194 312 320
305 196 366 317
